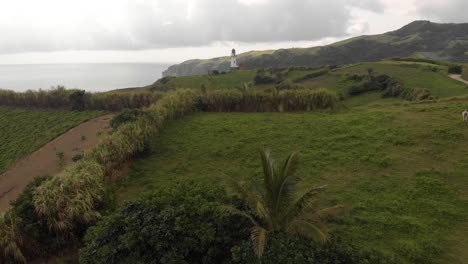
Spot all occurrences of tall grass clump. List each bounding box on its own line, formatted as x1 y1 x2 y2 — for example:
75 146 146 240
0 213 26 263
204 88 337 112
280 89 338 111
0 87 161 111
33 160 106 235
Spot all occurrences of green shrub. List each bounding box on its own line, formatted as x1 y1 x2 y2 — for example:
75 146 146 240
0 213 26 263
69 90 87 111
276 79 304 90
254 69 280 84
8 176 71 260
56 151 65 168
346 74 364 82
387 57 443 66
80 182 250 264
448 64 463 74
348 74 392 96
72 153 83 162
110 109 147 129
231 233 396 264
293 69 329 82
33 160 106 235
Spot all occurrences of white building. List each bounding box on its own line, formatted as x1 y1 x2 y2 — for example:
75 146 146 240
230 48 239 70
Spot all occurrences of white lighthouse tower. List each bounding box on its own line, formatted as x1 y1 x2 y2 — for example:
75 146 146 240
230 48 239 70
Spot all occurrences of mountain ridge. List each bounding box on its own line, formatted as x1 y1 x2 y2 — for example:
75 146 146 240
163 20 468 76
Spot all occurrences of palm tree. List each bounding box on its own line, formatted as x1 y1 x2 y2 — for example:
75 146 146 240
223 148 343 257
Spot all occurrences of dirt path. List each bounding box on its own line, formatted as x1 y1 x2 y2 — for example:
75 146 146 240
449 74 468 85
0 114 113 212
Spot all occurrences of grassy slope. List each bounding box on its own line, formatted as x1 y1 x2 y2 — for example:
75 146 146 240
118 102 468 263
299 62 468 98
335 62 468 98
149 61 468 100
0 107 102 173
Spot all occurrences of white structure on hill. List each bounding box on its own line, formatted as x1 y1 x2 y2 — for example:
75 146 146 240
230 48 239 70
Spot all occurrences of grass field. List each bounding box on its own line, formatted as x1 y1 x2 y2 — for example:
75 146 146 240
117 102 468 263
0 107 102 173
148 61 468 101
463 66 468 81
333 62 468 98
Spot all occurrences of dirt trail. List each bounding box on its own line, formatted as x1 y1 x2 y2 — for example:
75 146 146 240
449 74 468 85
0 114 113 212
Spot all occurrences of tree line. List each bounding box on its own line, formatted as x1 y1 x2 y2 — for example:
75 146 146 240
0 86 162 111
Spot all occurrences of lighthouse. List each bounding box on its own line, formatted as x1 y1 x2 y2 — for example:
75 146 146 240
230 48 239 70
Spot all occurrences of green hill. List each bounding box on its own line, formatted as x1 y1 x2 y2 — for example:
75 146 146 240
149 60 468 102
163 21 468 76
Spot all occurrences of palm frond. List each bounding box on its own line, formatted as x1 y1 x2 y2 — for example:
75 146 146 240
225 177 262 215
316 205 349 220
250 225 268 257
218 205 258 226
274 175 297 212
293 185 327 211
280 151 299 180
281 185 327 223
260 148 275 196
287 219 328 242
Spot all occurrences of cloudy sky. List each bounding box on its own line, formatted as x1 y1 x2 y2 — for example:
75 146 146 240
0 0 467 64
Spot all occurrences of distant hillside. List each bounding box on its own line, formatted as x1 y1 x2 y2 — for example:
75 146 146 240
163 21 468 76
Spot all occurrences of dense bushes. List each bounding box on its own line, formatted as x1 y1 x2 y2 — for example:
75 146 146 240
448 64 463 74
254 69 286 84
347 73 392 96
0 86 162 111
387 57 443 65
110 108 148 129
204 89 338 112
293 69 329 82
231 233 396 264
8 176 70 258
80 182 250 264
347 74 433 101
276 79 304 90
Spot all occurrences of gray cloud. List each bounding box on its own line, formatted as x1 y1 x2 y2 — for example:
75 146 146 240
0 0 373 53
0 0 467 54
129 0 355 46
416 0 468 23
348 0 384 12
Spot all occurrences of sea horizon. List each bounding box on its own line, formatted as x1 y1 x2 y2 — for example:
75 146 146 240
0 63 172 92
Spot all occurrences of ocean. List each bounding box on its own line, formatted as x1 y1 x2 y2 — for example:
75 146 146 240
0 63 171 92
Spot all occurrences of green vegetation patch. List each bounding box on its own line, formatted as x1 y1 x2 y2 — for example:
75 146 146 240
149 61 468 103
0 107 102 173
118 104 468 263
148 70 256 91
462 66 468 81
